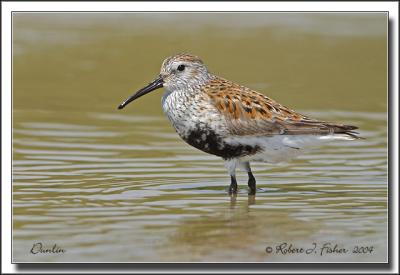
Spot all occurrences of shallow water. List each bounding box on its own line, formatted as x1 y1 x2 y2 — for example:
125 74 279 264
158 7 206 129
12 13 387 262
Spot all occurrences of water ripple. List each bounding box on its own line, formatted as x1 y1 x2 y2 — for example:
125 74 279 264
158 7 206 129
12 111 387 262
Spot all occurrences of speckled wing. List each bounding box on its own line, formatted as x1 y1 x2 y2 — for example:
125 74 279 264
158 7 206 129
203 77 359 138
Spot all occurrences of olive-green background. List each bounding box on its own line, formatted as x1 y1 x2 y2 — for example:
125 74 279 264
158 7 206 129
13 13 387 262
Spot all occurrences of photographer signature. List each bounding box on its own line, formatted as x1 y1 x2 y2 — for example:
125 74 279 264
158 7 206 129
266 242 374 256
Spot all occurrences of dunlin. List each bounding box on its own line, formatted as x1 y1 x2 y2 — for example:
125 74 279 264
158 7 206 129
118 54 359 195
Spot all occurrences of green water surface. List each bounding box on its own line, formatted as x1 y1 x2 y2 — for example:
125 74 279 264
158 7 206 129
12 13 387 262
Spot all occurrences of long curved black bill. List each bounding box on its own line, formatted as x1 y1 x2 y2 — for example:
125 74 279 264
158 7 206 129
118 76 163 109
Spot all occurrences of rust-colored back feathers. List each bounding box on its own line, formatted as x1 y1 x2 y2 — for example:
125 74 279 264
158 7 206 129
203 77 359 138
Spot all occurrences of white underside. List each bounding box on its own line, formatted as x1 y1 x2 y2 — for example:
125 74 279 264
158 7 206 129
225 134 354 163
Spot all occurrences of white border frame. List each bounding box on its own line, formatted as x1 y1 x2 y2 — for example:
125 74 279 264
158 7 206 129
2 1 398 274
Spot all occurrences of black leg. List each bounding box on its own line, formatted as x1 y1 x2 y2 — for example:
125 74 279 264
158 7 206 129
242 161 257 195
229 175 238 194
248 171 256 195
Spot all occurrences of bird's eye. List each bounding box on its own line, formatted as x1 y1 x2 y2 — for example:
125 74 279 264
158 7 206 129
177 64 185 71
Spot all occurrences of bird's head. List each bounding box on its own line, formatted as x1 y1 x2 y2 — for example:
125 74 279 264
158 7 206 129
118 53 210 110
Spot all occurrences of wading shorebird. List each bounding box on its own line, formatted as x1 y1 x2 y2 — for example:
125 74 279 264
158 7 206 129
118 54 360 195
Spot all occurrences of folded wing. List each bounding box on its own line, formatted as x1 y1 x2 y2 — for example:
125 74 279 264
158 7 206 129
203 77 359 139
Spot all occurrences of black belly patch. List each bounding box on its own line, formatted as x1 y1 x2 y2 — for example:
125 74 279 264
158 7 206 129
183 126 260 159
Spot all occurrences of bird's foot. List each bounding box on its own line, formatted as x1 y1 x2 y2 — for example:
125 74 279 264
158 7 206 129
248 188 256 196
229 175 238 194
247 172 256 195
228 185 238 194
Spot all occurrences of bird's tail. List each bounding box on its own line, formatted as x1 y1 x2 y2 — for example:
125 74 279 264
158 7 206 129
331 124 363 140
